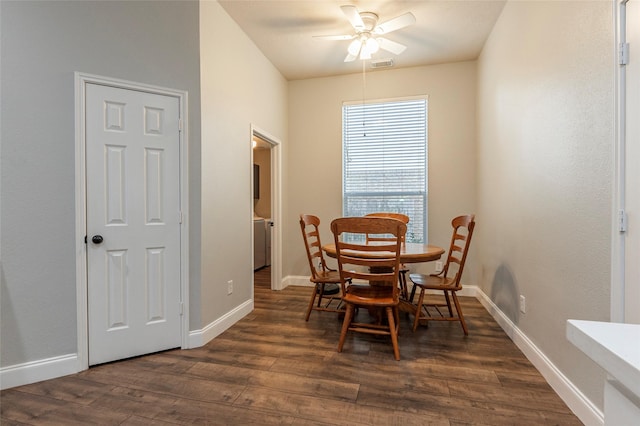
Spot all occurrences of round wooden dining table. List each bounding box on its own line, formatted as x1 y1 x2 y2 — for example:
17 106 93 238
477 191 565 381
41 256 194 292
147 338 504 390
322 242 444 264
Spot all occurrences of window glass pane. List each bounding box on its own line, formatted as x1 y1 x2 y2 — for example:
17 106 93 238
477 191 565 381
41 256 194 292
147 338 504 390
342 98 428 243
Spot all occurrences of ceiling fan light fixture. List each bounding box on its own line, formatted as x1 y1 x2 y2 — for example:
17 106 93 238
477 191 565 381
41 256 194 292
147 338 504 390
358 36 378 60
365 37 379 54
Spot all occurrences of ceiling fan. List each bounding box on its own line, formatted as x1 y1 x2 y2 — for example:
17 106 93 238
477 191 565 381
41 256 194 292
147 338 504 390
315 5 416 62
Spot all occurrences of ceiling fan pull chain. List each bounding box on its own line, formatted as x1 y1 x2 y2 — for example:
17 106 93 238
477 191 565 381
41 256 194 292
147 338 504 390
362 60 367 136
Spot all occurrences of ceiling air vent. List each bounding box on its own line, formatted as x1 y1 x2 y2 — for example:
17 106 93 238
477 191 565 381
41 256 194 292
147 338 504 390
371 59 394 69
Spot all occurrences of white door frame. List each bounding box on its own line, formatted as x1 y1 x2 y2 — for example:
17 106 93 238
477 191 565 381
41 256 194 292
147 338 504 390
74 72 190 371
615 0 640 323
250 125 283 291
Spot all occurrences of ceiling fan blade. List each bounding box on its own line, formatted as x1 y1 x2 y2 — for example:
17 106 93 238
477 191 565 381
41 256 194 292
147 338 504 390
374 12 416 35
341 5 365 30
377 37 407 55
347 38 362 56
344 53 358 62
313 34 354 41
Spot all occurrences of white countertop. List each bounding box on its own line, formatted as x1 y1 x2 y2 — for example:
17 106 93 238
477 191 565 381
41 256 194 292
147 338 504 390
567 320 640 398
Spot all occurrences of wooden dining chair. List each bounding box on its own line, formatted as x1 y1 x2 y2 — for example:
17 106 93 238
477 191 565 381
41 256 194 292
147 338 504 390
365 212 411 299
299 214 343 321
408 214 476 334
331 216 406 360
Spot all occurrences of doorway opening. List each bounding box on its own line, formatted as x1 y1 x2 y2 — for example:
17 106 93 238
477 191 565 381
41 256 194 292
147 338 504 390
250 126 282 292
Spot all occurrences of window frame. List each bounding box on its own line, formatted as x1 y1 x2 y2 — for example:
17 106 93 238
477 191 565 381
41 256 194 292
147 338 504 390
341 95 428 243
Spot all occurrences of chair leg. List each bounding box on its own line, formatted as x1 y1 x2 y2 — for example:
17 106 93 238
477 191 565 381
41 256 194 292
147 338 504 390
393 306 400 336
316 283 325 307
443 290 454 317
412 287 426 332
338 304 354 353
399 270 408 300
452 292 469 335
409 282 417 303
386 307 400 360
305 284 319 321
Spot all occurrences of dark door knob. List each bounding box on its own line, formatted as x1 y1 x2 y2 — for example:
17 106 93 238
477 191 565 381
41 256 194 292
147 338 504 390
92 235 104 244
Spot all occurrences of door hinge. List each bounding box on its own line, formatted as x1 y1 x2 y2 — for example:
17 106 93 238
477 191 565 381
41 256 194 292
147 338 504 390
179 302 184 315
84 235 87 244
179 211 183 224
619 42 630 65
619 209 628 232
178 118 183 132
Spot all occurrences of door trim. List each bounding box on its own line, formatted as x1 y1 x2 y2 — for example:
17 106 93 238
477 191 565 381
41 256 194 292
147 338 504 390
74 72 190 371
250 125 283 291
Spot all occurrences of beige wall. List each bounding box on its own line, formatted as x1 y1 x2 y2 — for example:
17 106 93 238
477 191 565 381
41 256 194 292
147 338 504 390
286 62 477 280
477 1 613 410
200 1 287 328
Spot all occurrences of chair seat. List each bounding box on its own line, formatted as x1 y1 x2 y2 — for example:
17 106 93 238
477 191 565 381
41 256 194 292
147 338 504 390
311 270 341 295
344 284 397 307
409 273 460 291
317 283 340 295
312 269 342 284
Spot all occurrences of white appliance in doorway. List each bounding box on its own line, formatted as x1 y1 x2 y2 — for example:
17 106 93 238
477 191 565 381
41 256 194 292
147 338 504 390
264 218 272 267
253 214 272 270
254 216 266 270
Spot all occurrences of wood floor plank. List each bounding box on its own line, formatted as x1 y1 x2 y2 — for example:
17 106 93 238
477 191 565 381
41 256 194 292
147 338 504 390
18 403 129 425
88 386 298 425
165 347 279 370
356 384 561 426
0 267 582 425
78 363 246 404
120 415 182 425
0 391 66 423
234 386 450 426
10 375 116 406
186 362 360 402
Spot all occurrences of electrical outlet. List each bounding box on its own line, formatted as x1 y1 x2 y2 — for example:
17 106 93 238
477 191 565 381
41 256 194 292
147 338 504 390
519 295 526 314
435 261 443 273
227 280 233 295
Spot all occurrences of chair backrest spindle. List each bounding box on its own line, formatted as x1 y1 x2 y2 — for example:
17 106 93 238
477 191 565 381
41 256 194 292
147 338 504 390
364 212 410 244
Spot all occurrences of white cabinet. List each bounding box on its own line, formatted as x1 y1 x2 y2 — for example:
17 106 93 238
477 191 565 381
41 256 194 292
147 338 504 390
265 219 272 266
253 218 266 270
567 320 640 425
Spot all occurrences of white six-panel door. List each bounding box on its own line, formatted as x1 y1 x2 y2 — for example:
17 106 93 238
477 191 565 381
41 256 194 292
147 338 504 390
86 83 182 365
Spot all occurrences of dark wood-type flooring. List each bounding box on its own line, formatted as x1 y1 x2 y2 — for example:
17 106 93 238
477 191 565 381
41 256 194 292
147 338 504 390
1 267 582 425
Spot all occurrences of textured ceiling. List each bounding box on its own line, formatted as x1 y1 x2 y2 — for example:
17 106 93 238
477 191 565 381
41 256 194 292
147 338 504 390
219 0 506 81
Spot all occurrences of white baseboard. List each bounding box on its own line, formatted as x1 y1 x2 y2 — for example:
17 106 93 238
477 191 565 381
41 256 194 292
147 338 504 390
282 275 314 288
473 287 604 426
187 298 254 348
0 353 80 390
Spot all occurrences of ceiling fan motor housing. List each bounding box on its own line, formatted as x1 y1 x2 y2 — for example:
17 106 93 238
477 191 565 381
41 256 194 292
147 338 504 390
358 12 379 32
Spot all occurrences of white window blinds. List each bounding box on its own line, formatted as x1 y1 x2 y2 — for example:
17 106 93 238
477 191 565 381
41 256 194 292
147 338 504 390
342 98 428 243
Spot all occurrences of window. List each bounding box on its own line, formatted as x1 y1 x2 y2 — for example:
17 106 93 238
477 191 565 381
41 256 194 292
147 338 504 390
342 97 428 243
